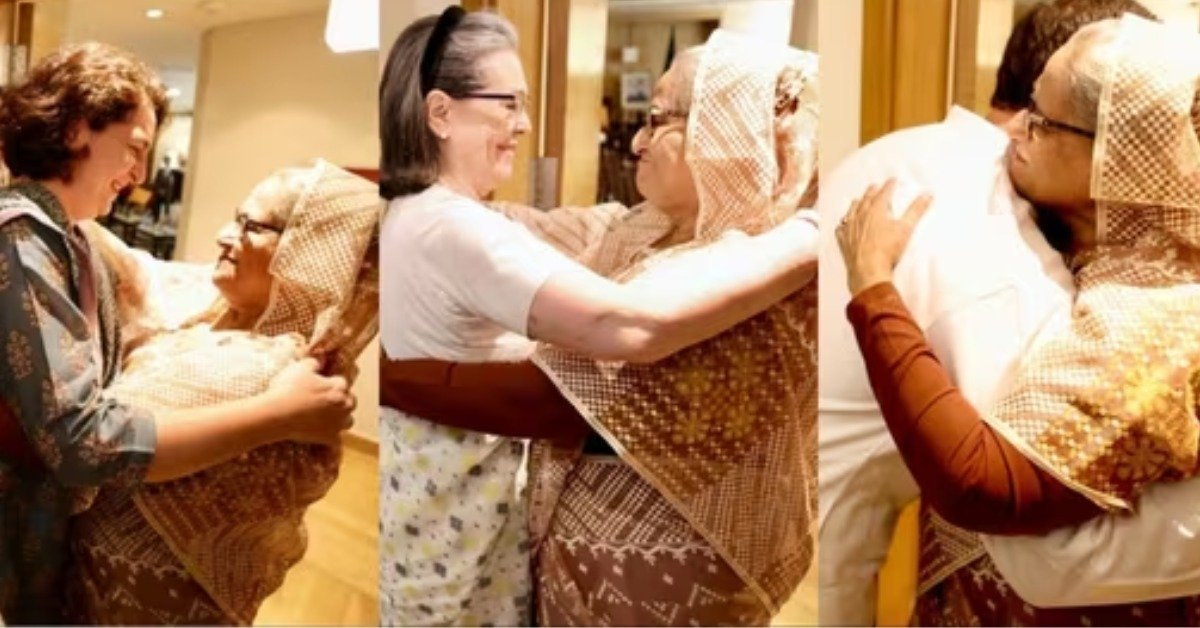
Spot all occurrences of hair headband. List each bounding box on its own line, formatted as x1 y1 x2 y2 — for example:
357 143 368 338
419 6 466 96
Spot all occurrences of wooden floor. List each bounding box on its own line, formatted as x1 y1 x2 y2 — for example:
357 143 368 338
256 440 380 626
254 442 818 626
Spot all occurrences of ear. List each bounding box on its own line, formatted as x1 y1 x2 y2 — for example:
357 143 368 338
425 89 453 140
65 119 91 152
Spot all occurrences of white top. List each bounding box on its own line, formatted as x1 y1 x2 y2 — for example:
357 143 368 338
379 184 582 362
377 184 584 626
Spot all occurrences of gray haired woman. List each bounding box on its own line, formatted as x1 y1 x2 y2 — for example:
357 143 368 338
378 7 819 626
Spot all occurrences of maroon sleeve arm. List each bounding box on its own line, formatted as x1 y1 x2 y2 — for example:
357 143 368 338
845 281 1103 535
380 357 590 443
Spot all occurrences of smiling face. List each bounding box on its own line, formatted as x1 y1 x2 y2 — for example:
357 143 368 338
630 62 700 230
66 96 156 217
434 48 531 197
212 181 291 319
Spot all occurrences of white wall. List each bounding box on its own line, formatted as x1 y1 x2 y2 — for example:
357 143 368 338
180 12 377 262
180 10 380 440
791 0 818 51
720 0 794 43
818 0 861 175
380 0 455 72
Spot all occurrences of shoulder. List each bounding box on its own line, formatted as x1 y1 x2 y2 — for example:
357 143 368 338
0 221 63 277
384 186 544 270
386 186 517 234
821 114 1006 217
836 109 1005 178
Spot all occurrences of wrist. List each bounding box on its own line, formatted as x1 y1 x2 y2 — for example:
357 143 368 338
848 269 892 297
245 390 293 446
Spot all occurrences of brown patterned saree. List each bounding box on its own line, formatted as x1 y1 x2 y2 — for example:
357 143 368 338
65 161 380 625
528 31 820 625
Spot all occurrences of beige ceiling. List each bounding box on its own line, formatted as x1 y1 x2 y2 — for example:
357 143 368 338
64 0 329 71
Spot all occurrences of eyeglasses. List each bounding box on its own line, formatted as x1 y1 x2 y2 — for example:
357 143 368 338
458 91 530 120
643 105 689 138
234 212 283 237
1024 104 1095 141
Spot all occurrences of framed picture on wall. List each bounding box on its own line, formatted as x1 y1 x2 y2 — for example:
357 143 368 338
620 72 652 111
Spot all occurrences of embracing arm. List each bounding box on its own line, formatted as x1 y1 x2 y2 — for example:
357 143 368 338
846 282 1103 534
528 211 819 363
145 358 353 482
379 357 588 442
0 229 354 486
835 181 1102 533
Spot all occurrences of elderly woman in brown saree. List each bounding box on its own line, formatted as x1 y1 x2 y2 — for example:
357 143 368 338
835 15 1200 625
383 31 818 626
63 160 380 625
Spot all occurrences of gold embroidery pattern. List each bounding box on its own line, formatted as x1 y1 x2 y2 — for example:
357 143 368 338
531 32 819 617
7 330 33 381
984 17 1200 509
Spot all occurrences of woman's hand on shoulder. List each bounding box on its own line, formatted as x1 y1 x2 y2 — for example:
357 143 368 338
835 178 932 297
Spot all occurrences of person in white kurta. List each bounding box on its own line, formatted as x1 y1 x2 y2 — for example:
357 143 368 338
378 184 585 626
816 107 1074 624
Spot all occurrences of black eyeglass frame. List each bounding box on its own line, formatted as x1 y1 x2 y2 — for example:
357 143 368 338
234 212 284 236
642 105 689 137
456 91 530 117
1025 104 1095 140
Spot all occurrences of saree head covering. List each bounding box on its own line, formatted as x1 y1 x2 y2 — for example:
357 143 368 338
72 160 380 623
530 30 819 614
981 14 1200 510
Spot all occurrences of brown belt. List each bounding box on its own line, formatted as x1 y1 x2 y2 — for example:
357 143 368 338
379 356 589 442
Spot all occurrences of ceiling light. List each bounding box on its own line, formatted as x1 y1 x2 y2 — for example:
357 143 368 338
165 87 182 99
146 8 164 19
325 0 378 54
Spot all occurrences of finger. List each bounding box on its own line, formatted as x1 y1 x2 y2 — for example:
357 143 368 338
296 356 321 372
862 179 892 207
843 198 862 224
879 177 897 198
327 375 349 391
859 184 879 206
865 179 897 215
901 193 934 230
